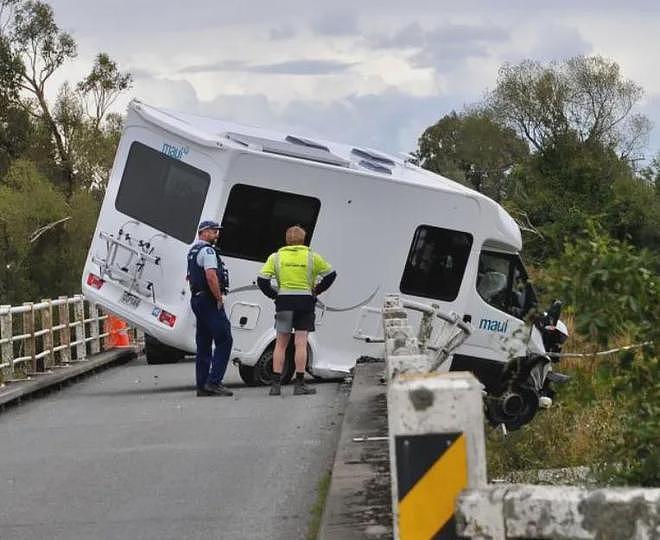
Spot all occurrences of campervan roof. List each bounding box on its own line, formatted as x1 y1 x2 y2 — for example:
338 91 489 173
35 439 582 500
130 99 467 191
129 99 522 250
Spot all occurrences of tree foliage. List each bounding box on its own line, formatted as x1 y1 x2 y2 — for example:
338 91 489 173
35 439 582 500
539 225 659 486
487 56 650 160
77 53 132 130
417 110 529 201
542 224 659 344
417 55 660 261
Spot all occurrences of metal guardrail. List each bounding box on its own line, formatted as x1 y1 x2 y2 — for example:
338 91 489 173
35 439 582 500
0 295 141 382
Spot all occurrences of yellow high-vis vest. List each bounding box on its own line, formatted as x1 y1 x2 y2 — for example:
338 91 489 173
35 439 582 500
258 245 333 294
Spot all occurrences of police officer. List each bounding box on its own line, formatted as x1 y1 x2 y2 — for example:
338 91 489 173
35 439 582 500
187 220 233 397
257 225 337 396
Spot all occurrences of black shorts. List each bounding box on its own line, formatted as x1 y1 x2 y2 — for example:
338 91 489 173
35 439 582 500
274 310 315 333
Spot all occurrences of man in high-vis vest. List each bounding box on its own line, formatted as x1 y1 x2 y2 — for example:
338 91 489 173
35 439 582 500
257 226 337 396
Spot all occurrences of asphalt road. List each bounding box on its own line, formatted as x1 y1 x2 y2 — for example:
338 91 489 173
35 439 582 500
0 356 349 540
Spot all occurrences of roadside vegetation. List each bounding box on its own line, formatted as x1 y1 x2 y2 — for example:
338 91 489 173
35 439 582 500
0 2 657 486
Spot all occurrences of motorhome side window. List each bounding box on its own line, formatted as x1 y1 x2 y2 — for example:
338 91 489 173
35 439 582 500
219 184 321 262
400 226 473 301
115 141 210 243
477 251 536 318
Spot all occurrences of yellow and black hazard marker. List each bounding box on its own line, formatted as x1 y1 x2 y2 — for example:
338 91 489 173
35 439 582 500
395 432 467 539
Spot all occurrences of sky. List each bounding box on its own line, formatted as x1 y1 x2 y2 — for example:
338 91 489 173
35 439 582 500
45 0 660 158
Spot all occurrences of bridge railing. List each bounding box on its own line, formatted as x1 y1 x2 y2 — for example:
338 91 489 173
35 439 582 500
0 295 141 382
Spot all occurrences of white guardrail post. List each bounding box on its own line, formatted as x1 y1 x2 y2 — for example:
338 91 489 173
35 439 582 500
22 302 36 374
88 302 101 355
383 295 485 540
57 295 71 364
73 295 86 361
0 305 12 379
40 299 55 370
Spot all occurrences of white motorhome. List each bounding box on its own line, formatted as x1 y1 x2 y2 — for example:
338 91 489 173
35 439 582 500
82 99 568 429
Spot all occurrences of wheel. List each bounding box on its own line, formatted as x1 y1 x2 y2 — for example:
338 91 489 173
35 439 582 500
484 387 540 431
238 364 258 386
144 334 185 365
254 342 297 386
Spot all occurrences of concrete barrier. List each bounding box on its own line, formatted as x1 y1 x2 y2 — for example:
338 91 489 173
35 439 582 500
388 373 486 539
457 484 660 539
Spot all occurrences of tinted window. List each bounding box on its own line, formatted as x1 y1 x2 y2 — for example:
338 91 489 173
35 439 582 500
115 142 210 243
400 225 473 301
219 184 321 261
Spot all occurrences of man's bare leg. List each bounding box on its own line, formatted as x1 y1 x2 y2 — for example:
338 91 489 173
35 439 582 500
293 330 315 395
270 332 290 396
293 330 308 372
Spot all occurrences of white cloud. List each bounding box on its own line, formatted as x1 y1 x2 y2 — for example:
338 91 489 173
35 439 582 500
41 0 660 158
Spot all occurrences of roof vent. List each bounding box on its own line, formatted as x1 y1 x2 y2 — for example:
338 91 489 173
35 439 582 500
285 135 330 152
351 148 396 166
359 160 392 175
225 132 349 167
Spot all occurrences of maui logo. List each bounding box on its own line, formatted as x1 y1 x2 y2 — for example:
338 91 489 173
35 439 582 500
479 318 509 333
162 142 189 160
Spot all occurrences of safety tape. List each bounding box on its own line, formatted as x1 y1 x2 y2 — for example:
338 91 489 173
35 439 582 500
547 341 654 358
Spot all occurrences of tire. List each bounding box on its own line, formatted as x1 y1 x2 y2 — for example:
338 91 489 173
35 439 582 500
238 364 258 386
484 387 540 431
144 334 185 365
254 342 297 386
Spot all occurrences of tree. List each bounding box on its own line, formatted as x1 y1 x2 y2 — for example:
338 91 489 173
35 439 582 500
506 133 649 261
417 110 529 201
1 1 130 195
488 56 650 161
0 1 131 303
9 0 77 192
77 53 132 130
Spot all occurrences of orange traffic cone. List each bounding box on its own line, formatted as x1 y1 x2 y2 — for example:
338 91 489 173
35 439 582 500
107 315 131 348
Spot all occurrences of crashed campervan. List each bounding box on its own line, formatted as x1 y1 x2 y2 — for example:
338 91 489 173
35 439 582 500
82 99 568 429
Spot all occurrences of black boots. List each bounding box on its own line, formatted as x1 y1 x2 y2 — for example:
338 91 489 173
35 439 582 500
268 372 316 395
293 372 316 395
293 383 316 395
198 382 233 397
269 372 281 396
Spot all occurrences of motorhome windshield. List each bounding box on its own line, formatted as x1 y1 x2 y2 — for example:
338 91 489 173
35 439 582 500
477 251 537 319
115 142 210 243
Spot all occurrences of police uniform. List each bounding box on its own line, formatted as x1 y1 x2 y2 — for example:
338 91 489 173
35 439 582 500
187 237 233 393
257 244 335 333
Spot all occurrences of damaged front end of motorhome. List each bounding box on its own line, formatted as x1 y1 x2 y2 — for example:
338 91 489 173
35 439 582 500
81 99 570 430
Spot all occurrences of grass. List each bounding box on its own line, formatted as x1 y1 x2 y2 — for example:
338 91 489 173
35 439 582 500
307 470 332 540
486 317 635 484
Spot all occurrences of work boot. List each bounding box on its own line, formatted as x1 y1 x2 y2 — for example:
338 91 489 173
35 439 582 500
196 387 213 397
293 383 316 396
203 382 234 397
269 372 282 396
